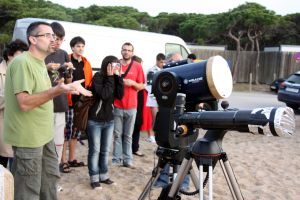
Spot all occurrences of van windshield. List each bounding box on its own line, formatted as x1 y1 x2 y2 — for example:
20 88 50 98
166 43 189 59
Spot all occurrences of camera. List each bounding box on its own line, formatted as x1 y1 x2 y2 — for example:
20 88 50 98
56 64 72 79
111 62 120 68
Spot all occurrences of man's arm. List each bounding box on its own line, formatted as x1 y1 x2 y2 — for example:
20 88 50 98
16 86 66 112
123 79 145 91
16 80 91 112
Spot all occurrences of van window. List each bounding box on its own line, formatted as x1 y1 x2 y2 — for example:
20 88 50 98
165 43 189 59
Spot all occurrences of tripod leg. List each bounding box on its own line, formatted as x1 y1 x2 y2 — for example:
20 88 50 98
138 164 164 200
199 157 214 200
219 154 244 200
199 164 214 200
189 165 200 190
199 164 204 200
209 165 213 200
168 158 193 198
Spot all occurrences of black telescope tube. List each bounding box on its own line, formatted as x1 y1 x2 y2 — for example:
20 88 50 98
178 107 295 137
178 111 253 132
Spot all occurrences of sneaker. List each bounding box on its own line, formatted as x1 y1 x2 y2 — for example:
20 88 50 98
90 182 102 190
100 179 117 185
57 185 63 192
145 136 156 143
123 163 135 169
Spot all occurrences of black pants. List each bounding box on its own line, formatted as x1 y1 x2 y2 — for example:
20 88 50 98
132 90 144 153
0 156 9 168
132 122 142 153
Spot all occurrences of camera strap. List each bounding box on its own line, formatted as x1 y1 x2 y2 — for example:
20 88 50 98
121 60 133 78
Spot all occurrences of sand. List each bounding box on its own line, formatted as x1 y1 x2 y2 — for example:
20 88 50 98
58 111 300 200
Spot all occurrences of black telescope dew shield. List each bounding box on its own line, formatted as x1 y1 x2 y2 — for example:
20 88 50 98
152 55 232 107
178 107 295 137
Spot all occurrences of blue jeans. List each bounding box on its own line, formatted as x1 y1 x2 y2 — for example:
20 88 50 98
12 139 60 200
155 164 190 189
112 108 137 165
87 119 114 183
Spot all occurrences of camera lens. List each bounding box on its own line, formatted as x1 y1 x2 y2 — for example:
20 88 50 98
159 75 173 94
112 62 120 68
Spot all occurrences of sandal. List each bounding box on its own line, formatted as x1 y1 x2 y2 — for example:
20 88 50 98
133 151 144 157
59 163 73 173
68 159 85 167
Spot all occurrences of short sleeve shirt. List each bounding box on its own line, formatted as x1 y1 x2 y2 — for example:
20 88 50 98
114 61 144 109
45 49 70 112
4 52 54 148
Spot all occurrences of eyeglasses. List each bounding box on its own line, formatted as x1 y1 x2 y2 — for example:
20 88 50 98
33 33 56 40
121 49 133 52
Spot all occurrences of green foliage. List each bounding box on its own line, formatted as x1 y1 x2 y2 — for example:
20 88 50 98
94 14 141 30
0 0 299 50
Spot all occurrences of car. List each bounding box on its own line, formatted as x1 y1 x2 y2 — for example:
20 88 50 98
277 71 300 109
270 78 285 92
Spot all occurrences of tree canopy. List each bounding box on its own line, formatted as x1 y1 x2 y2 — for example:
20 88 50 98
0 0 299 49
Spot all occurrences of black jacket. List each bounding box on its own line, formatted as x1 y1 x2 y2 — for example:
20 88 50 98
88 72 124 122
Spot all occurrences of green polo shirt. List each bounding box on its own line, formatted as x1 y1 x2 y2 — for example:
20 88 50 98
4 51 54 148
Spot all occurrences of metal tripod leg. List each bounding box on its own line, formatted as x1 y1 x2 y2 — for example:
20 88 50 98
219 154 244 200
199 158 213 200
168 158 191 197
138 162 164 200
168 157 200 198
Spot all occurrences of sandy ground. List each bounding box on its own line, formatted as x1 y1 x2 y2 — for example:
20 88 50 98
58 110 300 200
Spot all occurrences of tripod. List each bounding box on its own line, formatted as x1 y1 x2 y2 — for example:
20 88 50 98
138 147 187 200
139 129 244 200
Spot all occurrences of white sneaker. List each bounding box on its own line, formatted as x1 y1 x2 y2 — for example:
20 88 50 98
57 185 63 192
145 136 156 143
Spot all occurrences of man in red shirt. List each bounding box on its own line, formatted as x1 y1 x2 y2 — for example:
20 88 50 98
112 42 145 168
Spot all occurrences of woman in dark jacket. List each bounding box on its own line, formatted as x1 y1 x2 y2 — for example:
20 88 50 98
87 55 123 189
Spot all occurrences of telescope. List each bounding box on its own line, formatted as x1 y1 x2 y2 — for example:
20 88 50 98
152 55 295 149
139 55 295 200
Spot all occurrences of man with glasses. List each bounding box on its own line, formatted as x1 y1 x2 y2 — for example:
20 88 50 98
3 21 91 200
112 42 145 168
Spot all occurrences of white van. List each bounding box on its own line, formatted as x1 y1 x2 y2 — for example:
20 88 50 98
12 18 190 72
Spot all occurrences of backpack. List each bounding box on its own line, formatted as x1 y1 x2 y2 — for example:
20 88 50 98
72 95 95 132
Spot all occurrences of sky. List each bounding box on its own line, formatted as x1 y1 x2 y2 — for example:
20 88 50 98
49 0 298 16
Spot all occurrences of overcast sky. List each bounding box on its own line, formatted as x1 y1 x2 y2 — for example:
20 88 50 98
49 0 298 16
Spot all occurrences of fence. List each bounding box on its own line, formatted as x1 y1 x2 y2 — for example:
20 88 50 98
191 49 300 84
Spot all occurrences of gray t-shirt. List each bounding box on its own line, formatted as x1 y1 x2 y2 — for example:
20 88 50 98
45 49 70 112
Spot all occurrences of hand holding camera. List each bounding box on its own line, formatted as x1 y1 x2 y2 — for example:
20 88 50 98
112 62 121 76
52 64 74 82
47 62 60 71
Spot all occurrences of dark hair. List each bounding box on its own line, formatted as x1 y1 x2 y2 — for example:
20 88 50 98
26 21 51 45
3 39 28 62
188 53 197 60
51 22 65 38
156 53 165 61
132 55 142 64
100 55 119 76
70 36 85 47
122 42 134 51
